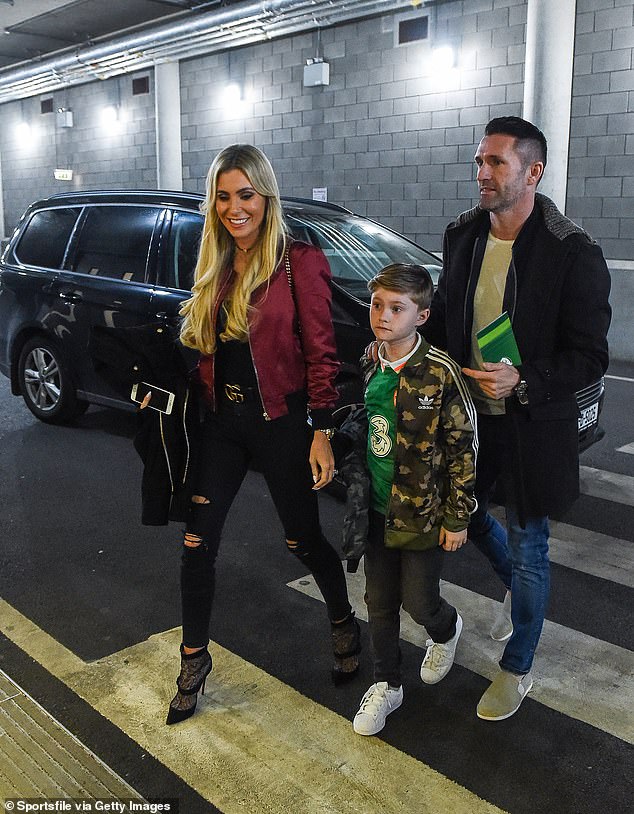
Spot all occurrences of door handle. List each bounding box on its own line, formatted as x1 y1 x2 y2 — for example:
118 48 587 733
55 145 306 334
154 311 179 324
59 290 83 303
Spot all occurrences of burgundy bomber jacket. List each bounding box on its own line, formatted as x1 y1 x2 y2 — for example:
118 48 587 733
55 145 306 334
197 240 339 428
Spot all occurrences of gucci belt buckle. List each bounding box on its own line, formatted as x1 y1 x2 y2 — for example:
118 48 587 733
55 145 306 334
225 383 244 403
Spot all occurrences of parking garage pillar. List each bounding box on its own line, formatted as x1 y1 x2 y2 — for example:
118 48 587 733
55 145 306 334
523 0 576 212
155 61 183 191
0 147 6 240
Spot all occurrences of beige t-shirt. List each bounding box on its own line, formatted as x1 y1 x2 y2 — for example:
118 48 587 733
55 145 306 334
469 233 514 415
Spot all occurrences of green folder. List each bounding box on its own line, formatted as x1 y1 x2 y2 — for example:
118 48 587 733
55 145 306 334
476 311 522 366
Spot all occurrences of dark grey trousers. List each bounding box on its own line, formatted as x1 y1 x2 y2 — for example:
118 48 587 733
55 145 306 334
364 509 457 686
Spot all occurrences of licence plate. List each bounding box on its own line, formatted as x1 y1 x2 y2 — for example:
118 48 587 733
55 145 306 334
578 402 599 431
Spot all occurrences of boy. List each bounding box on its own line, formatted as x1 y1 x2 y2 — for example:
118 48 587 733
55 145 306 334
352 263 477 736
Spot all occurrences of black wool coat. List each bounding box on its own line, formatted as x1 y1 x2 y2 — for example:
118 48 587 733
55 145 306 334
89 323 200 525
423 194 612 521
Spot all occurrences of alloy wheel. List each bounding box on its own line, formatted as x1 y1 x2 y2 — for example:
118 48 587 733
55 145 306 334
23 346 62 412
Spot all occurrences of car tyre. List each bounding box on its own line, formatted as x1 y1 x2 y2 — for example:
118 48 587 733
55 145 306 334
18 336 88 424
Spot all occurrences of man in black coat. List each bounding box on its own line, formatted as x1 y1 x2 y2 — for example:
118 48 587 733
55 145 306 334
423 116 611 720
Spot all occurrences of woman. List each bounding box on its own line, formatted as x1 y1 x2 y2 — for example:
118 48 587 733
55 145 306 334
166 144 360 725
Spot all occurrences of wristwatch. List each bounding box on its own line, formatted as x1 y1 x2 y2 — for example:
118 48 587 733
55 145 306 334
318 428 336 440
515 379 529 406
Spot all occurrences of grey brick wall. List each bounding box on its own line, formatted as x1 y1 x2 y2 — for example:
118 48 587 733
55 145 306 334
0 71 155 233
568 0 634 259
179 3 527 252
0 0 631 260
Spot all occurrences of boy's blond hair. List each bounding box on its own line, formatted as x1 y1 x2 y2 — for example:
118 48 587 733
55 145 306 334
368 263 434 311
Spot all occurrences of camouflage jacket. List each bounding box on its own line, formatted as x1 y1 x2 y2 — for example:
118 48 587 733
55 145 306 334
337 338 478 561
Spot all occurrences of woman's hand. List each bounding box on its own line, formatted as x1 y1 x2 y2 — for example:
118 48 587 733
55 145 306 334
310 431 336 490
139 391 152 410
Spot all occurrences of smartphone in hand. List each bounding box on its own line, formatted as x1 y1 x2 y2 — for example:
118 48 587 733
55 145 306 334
131 381 175 415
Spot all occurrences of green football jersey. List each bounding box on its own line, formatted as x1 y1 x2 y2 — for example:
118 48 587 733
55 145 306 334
365 364 399 514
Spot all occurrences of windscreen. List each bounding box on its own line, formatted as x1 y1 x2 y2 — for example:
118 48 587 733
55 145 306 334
285 210 441 302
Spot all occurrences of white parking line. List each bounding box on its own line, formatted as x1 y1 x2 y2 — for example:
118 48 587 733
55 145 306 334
579 466 634 506
548 527 634 588
605 374 634 383
616 442 634 455
603 373 634 382
488 507 634 589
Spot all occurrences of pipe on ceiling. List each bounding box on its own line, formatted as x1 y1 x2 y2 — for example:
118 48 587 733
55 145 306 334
0 0 414 103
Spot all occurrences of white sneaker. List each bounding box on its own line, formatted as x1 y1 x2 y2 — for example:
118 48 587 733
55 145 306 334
491 591 512 641
353 682 403 736
420 613 463 684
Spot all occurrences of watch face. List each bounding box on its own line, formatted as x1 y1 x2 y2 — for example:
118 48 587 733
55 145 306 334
516 381 528 404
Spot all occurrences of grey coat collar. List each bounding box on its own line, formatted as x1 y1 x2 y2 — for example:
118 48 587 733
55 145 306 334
451 193 595 244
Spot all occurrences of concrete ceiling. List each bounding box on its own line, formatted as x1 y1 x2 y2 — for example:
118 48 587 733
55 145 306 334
0 0 224 70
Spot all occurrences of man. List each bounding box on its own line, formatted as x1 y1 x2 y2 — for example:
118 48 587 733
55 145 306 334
423 116 611 720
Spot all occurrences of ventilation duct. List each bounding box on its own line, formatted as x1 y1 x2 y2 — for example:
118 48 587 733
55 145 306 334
0 0 414 104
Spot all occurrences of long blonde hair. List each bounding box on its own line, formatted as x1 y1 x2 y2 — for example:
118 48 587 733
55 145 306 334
179 144 288 354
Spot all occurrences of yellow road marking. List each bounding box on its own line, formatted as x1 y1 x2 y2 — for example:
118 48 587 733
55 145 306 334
0 599 506 814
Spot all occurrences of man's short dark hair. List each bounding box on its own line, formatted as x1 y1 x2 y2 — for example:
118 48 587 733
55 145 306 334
368 264 434 311
484 116 548 169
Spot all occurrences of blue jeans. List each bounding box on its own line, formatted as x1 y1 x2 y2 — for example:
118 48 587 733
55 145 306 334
468 415 550 675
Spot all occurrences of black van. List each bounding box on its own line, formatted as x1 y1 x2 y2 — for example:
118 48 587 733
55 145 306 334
0 190 604 449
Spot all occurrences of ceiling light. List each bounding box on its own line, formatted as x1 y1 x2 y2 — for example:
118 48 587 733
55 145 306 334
15 121 31 139
101 105 119 125
220 83 252 119
431 46 455 72
221 83 242 106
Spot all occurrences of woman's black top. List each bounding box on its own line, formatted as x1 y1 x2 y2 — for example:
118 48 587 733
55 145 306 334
214 302 260 408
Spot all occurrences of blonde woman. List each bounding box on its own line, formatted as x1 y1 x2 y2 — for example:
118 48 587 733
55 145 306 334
166 144 360 725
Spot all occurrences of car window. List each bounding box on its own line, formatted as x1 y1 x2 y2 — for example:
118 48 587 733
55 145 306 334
69 205 159 282
161 210 203 291
14 207 81 269
285 211 441 302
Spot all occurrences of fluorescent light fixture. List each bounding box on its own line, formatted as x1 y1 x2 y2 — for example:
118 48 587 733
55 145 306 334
101 105 119 125
15 120 38 147
221 82 252 118
15 121 31 139
223 83 242 105
431 46 455 71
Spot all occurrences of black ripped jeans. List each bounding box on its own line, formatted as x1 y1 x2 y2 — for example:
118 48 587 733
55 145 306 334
181 407 352 648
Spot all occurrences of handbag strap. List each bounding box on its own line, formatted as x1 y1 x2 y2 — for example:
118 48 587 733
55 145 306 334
284 247 301 338
284 248 294 294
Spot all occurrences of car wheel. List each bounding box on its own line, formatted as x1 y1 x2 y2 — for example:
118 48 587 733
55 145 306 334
17 336 88 424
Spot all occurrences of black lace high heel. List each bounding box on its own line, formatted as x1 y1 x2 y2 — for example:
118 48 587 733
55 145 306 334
166 644 212 725
331 612 361 685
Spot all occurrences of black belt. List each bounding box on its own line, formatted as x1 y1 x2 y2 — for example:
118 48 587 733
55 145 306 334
217 382 263 416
